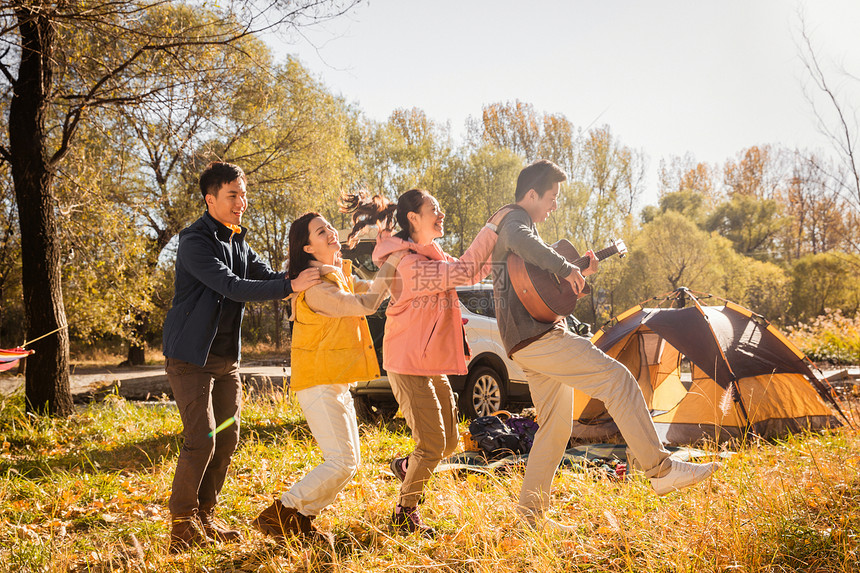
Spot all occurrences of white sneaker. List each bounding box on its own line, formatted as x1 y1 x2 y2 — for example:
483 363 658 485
650 459 721 495
542 517 577 534
516 513 576 534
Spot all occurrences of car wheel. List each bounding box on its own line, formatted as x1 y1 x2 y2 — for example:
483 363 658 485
460 365 507 419
353 394 398 424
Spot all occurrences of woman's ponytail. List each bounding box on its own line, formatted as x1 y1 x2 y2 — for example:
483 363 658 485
339 191 398 247
339 188 428 246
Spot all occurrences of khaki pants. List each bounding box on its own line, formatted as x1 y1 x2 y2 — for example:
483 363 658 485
388 372 459 507
512 329 672 518
166 355 242 516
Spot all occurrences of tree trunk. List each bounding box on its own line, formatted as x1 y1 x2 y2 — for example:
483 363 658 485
125 312 149 366
272 298 281 349
126 342 146 366
9 5 72 416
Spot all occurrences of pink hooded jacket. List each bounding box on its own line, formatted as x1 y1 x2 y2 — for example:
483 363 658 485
372 225 499 376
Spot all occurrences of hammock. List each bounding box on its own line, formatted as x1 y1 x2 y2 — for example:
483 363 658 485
0 348 33 372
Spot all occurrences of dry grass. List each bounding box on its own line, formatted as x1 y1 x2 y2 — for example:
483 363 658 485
0 391 858 572
787 309 860 365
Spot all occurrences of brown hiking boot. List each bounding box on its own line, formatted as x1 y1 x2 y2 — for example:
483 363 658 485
391 505 437 538
252 499 302 538
168 512 209 553
252 499 334 549
198 509 243 543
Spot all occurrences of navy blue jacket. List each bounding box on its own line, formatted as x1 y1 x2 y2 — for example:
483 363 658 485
163 211 290 366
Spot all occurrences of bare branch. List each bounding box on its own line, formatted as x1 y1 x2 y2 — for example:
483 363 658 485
797 13 860 211
0 46 14 84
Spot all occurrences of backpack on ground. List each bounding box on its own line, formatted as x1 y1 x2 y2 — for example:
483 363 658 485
468 413 537 460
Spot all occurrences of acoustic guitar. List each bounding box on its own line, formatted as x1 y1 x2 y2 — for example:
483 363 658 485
507 239 628 323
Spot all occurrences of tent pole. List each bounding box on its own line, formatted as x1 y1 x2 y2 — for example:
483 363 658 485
729 378 753 442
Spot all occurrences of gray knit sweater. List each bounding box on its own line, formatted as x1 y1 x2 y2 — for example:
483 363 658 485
491 206 576 356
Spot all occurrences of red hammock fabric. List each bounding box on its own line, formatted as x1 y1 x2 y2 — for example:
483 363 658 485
0 348 33 372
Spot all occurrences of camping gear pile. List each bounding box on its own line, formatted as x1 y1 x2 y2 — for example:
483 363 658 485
464 410 539 460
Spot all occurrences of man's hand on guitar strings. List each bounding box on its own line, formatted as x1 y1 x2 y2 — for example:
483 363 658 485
564 268 586 294
582 250 599 277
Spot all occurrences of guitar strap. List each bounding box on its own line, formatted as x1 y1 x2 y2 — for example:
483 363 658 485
485 203 525 233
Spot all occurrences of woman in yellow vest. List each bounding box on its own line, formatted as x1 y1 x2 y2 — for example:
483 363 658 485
252 211 402 544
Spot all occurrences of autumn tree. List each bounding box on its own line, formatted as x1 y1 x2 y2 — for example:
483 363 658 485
240 60 359 346
353 107 453 200
642 155 719 226
790 253 860 322
720 255 791 323
436 144 522 255
658 154 719 199
55 146 157 356
703 146 789 259
780 151 851 260
723 145 787 200
705 194 785 259
0 0 358 415
614 211 729 308
538 112 580 175
66 18 280 365
556 126 645 324
468 100 541 159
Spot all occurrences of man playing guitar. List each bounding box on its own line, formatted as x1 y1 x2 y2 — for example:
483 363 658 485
490 159 720 532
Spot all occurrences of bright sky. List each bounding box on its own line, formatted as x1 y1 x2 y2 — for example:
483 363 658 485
276 0 860 203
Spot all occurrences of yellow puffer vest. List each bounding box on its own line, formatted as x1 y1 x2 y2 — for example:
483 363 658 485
290 260 380 392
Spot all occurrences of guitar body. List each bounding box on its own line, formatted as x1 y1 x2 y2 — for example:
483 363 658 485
507 238 627 323
508 240 586 323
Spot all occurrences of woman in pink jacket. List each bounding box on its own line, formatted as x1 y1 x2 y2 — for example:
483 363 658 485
343 189 508 536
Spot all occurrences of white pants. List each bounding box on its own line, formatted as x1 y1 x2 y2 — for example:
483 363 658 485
281 383 360 517
512 329 672 518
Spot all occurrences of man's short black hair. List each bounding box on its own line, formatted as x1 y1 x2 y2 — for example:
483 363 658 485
199 162 246 201
515 159 568 201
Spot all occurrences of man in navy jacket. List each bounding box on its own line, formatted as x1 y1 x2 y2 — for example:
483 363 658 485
163 162 319 552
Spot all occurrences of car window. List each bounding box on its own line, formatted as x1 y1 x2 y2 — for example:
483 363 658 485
458 290 495 318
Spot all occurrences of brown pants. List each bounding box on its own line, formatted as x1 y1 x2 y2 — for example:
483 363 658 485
388 372 459 507
166 355 242 516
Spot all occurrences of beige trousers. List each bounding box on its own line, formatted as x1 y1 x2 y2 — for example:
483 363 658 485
387 372 459 507
281 383 360 516
512 329 672 518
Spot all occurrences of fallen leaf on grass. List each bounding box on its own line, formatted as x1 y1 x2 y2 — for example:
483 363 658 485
499 536 524 551
16 524 38 540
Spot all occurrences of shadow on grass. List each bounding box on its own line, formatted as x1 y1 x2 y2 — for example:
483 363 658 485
1 401 414 482
358 416 410 436
0 415 339 479
240 420 313 445
217 528 394 572
0 431 183 477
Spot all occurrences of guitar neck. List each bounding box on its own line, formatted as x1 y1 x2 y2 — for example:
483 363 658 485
571 244 619 269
